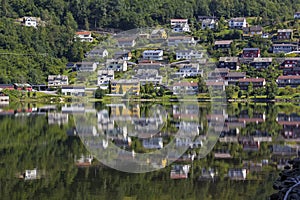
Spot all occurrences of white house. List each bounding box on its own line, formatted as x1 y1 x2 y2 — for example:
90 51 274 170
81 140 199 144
23 17 37 27
24 169 38 180
98 70 114 89
85 48 108 58
142 50 164 60
117 37 136 48
176 50 202 60
48 75 68 87
168 36 196 46
142 137 163 149
61 86 85 96
294 12 300 19
174 64 203 78
202 19 217 30
228 18 247 29
75 62 98 72
106 59 128 71
75 31 93 42
133 69 163 85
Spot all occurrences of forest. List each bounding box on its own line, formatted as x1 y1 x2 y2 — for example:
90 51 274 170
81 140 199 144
0 0 299 84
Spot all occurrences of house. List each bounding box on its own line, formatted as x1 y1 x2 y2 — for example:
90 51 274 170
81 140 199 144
281 57 300 69
173 23 190 33
228 169 247 180
66 62 76 70
61 86 85 96
170 165 190 179
75 31 93 42
14 83 32 91
173 64 203 78
210 68 230 79
273 44 298 54
214 40 233 50
150 29 168 40
48 113 69 125
142 137 163 149
283 67 300 76
201 19 217 30
22 17 38 27
242 140 260 151
250 58 273 69
142 50 163 61
277 29 293 40
218 57 240 70
238 111 266 123
167 36 196 46
106 59 128 71
277 113 300 141
85 48 108 59
225 72 246 85
75 62 98 72
277 75 300 88
110 79 140 95
175 50 202 60
272 145 298 156
97 70 114 89
0 84 14 90
295 12 300 19
48 75 68 87
198 16 218 21
242 48 260 58
114 51 132 61
228 18 247 29
117 37 136 48
238 78 266 90
242 25 263 37
137 62 163 70
206 81 226 91
172 82 198 95
22 169 39 180
75 155 93 167
132 69 162 85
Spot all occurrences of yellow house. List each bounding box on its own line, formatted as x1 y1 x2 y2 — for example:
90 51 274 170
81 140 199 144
150 29 168 40
110 79 140 95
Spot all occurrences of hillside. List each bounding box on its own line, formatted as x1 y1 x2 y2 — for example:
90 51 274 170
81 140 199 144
0 0 299 84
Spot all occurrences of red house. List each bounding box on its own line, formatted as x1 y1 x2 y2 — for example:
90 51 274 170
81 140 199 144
14 83 32 91
242 48 260 58
0 84 14 90
281 57 300 69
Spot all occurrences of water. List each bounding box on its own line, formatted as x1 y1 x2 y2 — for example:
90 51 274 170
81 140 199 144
0 102 299 199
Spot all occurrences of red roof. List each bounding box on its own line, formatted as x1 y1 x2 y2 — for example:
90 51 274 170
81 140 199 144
76 31 91 35
277 75 300 80
239 78 265 82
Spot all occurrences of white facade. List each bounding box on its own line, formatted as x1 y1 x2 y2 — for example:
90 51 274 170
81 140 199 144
176 50 202 60
201 19 216 30
76 62 98 72
61 86 85 96
228 18 247 29
48 75 68 86
142 138 163 149
24 169 38 180
97 70 114 89
295 12 300 19
75 31 93 42
86 49 108 58
106 59 128 71
24 17 37 27
142 50 164 60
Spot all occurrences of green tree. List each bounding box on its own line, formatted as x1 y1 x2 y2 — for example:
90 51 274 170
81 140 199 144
266 81 278 99
198 75 208 93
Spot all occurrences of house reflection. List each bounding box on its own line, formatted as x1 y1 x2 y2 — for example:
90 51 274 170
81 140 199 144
276 113 300 141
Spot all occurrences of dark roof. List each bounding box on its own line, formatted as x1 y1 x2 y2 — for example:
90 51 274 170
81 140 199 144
226 72 246 78
239 78 265 82
243 48 260 51
62 86 85 89
277 75 300 80
0 84 14 88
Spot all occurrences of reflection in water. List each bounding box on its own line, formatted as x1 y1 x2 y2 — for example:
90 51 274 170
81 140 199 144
0 103 299 198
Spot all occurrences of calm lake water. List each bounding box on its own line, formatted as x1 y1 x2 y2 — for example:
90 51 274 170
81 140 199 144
0 102 299 199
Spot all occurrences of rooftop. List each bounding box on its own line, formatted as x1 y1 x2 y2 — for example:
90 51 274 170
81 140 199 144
278 29 293 33
219 57 239 62
277 75 300 80
239 78 265 82
252 57 273 62
214 40 233 45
